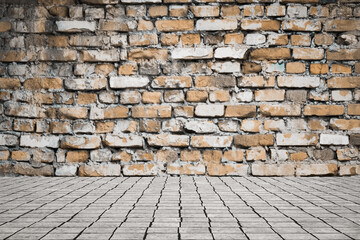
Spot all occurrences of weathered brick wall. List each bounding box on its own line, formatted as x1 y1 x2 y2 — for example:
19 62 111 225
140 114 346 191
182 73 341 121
0 0 359 177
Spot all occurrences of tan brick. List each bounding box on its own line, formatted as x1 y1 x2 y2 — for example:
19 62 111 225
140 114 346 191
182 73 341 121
286 62 305 74
277 133 318 146
203 150 222 163
328 77 360 89
310 64 329 74
167 163 205 175
11 150 31 161
99 20 129 31
330 119 360 131
242 63 262 74
264 120 285 132
291 35 311 46
324 20 360 32
190 6 219 17
155 19 194 32
180 150 201 162
38 49 76 62
223 150 243 162
95 64 115 76
314 34 334 46
243 5 264 17
89 106 128 120
156 150 178 162
118 62 138 75
327 49 360 61
225 105 256 117
309 6 329 17
160 34 179 46
112 151 132 162
129 34 158 46
255 89 285 102
148 134 189 147
62 136 101 149
242 19 280 31
268 34 288 45
48 36 68 47
348 104 360 116
337 148 359 161
290 152 307 161
260 104 301 116
14 162 53 176
142 92 162 104
234 134 273 147
282 20 321 31
0 22 11 32
148 6 168 17
209 91 230 102
57 107 88 119
195 75 235 88
13 119 34 133
252 164 295 176
191 136 232 148
246 147 266 161
332 64 351 74
96 121 114 133
79 163 120 177
250 48 290 60
224 33 244 44
132 106 171 118
152 76 191 88
181 34 200 45
0 78 21 90
308 119 327 131
0 50 36 62
339 165 360 176
49 121 72 134
102 135 143 148
221 6 240 17
77 93 97 105
207 163 248 176
66 151 88 163
138 20 154 31
169 6 188 17
174 106 194 117
296 164 337 176
304 105 344 116
241 120 261 133
186 91 208 102
129 48 168 61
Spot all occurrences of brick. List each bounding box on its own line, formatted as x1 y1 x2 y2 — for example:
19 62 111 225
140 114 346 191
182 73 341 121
77 93 97 105
55 165 77 177
240 119 260 133
209 91 230 102
224 105 256 117
161 34 178 46
169 6 188 17
79 163 120 177
277 133 318 146
291 35 311 46
4 103 45 119
223 150 243 162
244 33 266 45
332 64 351 74
221 6 240 17
337 148 359 161
118 62 137 75
137 20 154 31
210 61 241 73
282 20 321 31
252 164 295 176
66 151 89 163
0 151 10 160
250 48 290 60
207 163 248 176
129 34 158 46
132 106 171 118
320 134 349 145
24 78 63 90
304 105 344 116
186 91 207 102
57 107 88 119
38 49 76 61
309 119 327 131
90 106 128 120
255 89 284 102
339 165 360 176
167 163 205 175
195 75 235 88
49 122 72 134
246 147 266 161
152 76 191 88
184 120 218 133
0 50 36 62
268 34 288 45
69 36 109 47
0 78 21 90
139 119 160 133
81 0 117 4
123 163 157 176
129 49 168 61
196 19 237 31
0 22 11 32
314 34 334 46
264 120 285 131
172 48 213 60
328 77 360 89
148 134 189 147
148 6 167 17
120 91 141 104
195 105 224 117
82 50 120 62
61 136 101 150
214 47 248 59
293 48 324 60
260 104 300 116
243 5 264 17
65 78 106 90
296 164 337 176
180 150 201 162
103 135 143 148
14 163 53 176
155 19 194 32
309 91 329 101
56 21 96 32
224 33 244 44
332 90 352 102
310 64 329 74
327 49 360 60
20 134 59 148
278 75 320 88
190 6 219 17
109 76 149 89
142 92 162 104
348 104 360 115
324 20 360 32
234 134 273 147
11 150 30 161
241 20 280 31
266 4 286 16
191 136 232 148
286 62 305 74
180 33 200 45
99 20 131 31
238 75 274 88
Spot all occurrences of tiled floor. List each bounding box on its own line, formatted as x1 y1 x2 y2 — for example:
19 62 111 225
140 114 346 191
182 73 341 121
0 176 359 240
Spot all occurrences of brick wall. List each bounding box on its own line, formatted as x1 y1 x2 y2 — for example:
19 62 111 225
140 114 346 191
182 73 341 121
0 0 359 177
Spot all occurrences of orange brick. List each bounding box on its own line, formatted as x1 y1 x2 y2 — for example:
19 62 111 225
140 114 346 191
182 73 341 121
160 34 179 46
286 62 306 74
304 105 345 116
348 104 360 116
180 150 201 162
223 150 244 162
142 92 162 104
332 64 351 74
77 93 97 104
310 64 329 75
221 6 240 17
186 91 208 102
181 34 200 45
148 6 168 17
66 151 89 163
251 48 290 60
290 152 307 161
224 33 244 44
155 19 194 32
291 35 311 46
242 19 280 31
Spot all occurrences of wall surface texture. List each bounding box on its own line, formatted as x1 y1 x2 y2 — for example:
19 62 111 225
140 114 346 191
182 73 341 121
0 0 360 177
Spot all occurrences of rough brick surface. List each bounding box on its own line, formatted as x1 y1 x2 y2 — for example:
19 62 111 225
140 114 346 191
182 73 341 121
0 0 359 177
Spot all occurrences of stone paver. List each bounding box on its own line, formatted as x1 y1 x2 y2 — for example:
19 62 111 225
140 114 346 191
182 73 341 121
0 176 359 240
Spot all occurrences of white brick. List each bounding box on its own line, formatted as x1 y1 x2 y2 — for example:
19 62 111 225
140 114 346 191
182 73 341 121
267 4 286 16
147 134 189 147
235 91 253 102
214 47 248 59
64 78 107 90
278 75 320 88
331 90 352 102
287 6 307 18
55 165 77 176
320 134 349 145
196 19 237 31
56 21 96 32
195 105 224 117
185 120 218 133
244 34 266 45
103 135 143 147
123 163 157 176
191 136 232 148
277 133 318 146
172 48 213 60
210 62 241 73
83 50 120 62
109 76 149 89
0 134 18 146
90 149 112 162
20 135 60 148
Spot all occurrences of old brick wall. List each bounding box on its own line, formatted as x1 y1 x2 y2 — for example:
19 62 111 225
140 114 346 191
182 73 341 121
0 0 359 177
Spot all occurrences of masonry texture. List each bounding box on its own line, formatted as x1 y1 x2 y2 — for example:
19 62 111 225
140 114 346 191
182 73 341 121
0 0 360 177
